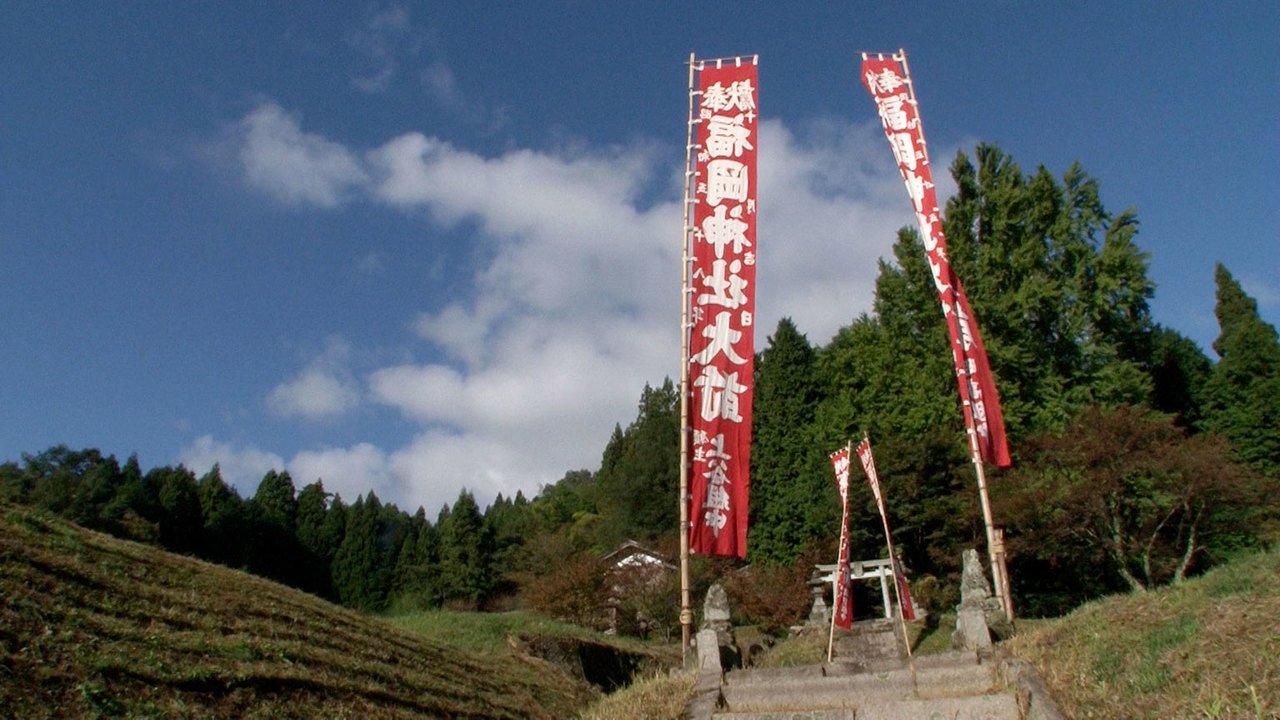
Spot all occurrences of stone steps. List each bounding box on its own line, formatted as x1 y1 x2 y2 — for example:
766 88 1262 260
706 650 1022 720
713 692 1020 720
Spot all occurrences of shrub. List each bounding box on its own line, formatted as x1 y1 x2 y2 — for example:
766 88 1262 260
520 552 612 630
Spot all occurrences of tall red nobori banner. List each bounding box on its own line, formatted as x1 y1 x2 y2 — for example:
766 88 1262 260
688 58 758 557
860 54 1012 468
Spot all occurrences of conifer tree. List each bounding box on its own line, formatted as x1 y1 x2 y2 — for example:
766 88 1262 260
197 465 248 566
331 493 392 611
1203 264 1280 477
252 470 298 534
295 480 340 598
150 465 202 554
593 380 679 547
436 490 493 608
749 317 831 564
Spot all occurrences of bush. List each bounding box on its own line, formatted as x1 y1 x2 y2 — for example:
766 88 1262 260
612 566 680 641
520 552 612 630
910 573 957 619
720 549 819 635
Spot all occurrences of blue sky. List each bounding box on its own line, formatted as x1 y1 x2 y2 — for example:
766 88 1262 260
3 2 1277 515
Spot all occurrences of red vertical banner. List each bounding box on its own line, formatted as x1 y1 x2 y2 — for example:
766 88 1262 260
856 436 916 621
830 445 854 629
688 58 759 558
859 54 1012 469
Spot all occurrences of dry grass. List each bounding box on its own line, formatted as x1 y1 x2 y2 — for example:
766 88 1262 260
0 502 596 718
576 671 695 720
1007 546 1280 719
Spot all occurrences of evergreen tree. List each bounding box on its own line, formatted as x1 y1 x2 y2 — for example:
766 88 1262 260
295 480 342 598
941 147 1156 432
252 470 298 534
485 491 535 597
593 380 680 547
436 490 493 608
531 469 597 534
102 454 158 542
150 465 203 554
1146 326 1213 428
1203 264 1280 477
67 451 122 531
749 317 832 564
331 493 392 611
390 507 440 608
197 465 248 567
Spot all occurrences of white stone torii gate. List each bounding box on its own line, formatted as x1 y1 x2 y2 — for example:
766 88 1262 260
812 558 899 620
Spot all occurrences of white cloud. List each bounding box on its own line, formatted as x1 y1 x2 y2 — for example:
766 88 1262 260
288 443 393 505
238 103 368 207
266 367 361 420
229 102 917 512
179 435 285 497
265 336 361 421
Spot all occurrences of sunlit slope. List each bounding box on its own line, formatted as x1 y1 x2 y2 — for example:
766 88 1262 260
1008 546 1280 719
0 502 592 719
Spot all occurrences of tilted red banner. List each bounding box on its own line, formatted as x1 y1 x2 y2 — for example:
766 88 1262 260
830 446 853 629
688 59 758 557
860 55 1011 469
856 437 916 621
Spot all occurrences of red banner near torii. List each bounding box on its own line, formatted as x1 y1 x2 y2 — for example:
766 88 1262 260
856 436 916 621
860 54 1012 469
687 58 758 558
830 445 854 630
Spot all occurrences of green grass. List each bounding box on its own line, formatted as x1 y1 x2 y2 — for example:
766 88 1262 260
385 608 664 658
1007 546 1280 719
0 501 597 718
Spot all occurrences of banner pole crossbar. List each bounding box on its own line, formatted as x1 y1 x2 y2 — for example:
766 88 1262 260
692 54 758 71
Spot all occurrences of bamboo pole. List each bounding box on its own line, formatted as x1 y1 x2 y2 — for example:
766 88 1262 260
895 48 1013 622
678 51 697 660
863 434 914 663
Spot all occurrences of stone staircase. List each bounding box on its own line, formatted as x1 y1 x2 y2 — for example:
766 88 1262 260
685 620 1060 720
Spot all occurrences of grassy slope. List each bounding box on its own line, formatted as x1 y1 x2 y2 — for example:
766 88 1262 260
1007 546 1280 719
0 502 596 719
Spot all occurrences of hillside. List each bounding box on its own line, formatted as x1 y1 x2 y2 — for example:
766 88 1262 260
1007 545 1280 718
0 501 597 719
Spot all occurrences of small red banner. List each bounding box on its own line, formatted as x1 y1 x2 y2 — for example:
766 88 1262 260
856 436 915 621
688 59 759 558
860 55 1012 469
830 446 853 629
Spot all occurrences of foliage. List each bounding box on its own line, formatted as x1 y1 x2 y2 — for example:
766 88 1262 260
436 490 494 609
593 380 680 549
611 562 682 641
749 318 832 565
720 547 822 635
331 493 393 611
519 551 612 630
995 405 1277 612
